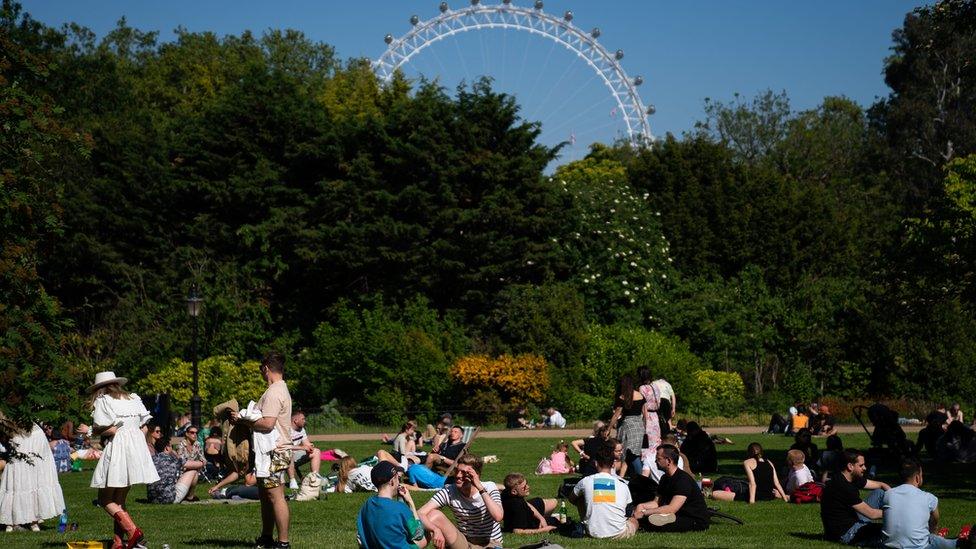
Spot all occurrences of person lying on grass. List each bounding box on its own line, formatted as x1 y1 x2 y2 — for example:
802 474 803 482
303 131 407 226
632 444 710 533
820 449 891 546
418 454 503 549
356 462 428 549
710 442 788 503
501 473 559 535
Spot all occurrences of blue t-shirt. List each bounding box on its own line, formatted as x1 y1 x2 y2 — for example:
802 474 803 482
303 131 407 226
357 495 423 549
882 484 938 549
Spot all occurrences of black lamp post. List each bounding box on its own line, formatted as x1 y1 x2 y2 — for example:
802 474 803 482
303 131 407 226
186 285 203 429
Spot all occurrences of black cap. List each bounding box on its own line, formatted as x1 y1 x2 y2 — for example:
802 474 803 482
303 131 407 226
370 461 404 487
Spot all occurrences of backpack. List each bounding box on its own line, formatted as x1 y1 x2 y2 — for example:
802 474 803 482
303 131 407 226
535 457 553 475
790 481 824 504
712 476 749 501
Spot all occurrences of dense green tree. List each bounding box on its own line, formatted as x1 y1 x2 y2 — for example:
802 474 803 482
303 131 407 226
483 282 588 372
871 0 976 211
294 296 469 419
0 12 87 428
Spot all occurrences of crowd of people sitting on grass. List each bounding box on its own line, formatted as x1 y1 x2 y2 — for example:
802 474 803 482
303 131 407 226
2 364 975 549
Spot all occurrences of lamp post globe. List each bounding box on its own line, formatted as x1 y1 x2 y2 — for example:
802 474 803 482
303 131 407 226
186 285 203 429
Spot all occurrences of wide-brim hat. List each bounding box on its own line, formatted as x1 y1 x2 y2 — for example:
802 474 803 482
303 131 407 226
88 371 128 392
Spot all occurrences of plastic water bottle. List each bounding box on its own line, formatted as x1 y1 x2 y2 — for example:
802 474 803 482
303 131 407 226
57 509 69 533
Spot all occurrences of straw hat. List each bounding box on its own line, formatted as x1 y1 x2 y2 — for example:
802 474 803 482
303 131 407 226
88 371 128 392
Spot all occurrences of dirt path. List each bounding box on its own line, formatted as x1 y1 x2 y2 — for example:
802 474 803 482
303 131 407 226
308 423 922 442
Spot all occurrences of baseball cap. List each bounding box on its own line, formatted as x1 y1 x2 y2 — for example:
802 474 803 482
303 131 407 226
370 461 404 487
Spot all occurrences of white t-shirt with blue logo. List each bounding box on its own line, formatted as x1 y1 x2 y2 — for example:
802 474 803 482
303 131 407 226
573 472 632 538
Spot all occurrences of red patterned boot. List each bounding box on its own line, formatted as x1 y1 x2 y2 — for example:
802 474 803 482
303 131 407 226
113 510 144 549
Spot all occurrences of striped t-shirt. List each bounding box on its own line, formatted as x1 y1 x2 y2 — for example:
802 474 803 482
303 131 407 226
430 482 503 544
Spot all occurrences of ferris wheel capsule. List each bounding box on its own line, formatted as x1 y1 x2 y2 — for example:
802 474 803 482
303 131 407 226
439 2 449 13
471 0 480 5
410 15 420 25
615 49 624 60
591 28 601 38
503 0 512 3
534 1 544 10
647 104 656 115
564 11 573 21
634 76 643 86
384 33 394 44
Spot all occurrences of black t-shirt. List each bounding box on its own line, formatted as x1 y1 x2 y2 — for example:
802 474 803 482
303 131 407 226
501 493 533 532
681 431 718 473
820 474 868 541
437 440 465 461
618 395 646 417
578 437 605 476
657 469 709 525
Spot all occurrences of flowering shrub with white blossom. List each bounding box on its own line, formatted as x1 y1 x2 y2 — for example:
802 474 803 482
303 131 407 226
552 147 676 325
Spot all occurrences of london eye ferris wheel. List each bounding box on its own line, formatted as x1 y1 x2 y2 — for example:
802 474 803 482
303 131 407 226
373 0 656 162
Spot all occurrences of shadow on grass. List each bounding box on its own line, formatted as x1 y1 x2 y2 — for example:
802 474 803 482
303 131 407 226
789 532 826 541
182 539 253 547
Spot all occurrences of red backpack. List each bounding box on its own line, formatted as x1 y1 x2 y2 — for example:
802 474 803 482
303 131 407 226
790 481 824 504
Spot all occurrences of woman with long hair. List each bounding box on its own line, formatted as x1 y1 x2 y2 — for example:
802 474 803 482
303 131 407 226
636 366 662 477
712 442 788 503
88 371 159 549
608 373 645 473
392 421 421 465
143 421 163 456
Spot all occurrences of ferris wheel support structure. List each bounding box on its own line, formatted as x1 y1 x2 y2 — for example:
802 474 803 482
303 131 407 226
373 1 655 146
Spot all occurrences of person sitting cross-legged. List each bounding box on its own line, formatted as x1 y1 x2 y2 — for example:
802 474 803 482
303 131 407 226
356 462 428 549
501 473 558 535
419 454 503 549
882 459 972 549
567 440 637 539
820 449 891 546
632 444 710 533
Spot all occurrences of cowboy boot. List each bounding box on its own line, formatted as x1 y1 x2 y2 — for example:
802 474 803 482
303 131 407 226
113 510 144 549
111 518 125 549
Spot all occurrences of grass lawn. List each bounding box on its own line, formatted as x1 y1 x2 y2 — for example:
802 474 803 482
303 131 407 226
6 432 975 548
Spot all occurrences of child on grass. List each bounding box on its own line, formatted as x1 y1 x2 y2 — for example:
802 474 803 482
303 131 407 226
550 441 575 474
784 449 814 495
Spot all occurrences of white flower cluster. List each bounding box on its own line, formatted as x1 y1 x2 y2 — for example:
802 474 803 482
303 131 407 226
556 172 675 313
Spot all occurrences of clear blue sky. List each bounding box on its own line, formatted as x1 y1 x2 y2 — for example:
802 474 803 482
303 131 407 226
23 0 928 164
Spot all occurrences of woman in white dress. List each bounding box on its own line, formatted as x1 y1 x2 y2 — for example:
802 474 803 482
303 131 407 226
88 371 159 549
0 422 66 532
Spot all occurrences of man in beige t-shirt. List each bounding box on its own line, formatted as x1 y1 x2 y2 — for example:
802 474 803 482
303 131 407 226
235 351 292 549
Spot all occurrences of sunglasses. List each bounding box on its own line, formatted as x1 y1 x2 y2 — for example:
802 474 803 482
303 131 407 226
187 431 198 435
